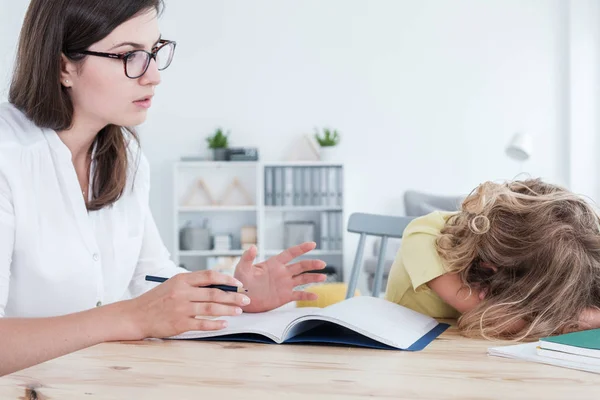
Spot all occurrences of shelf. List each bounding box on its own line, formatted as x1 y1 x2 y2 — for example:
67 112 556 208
177 161 258 168
179 250 245 257
263 161 343 167
179 205 257 212
264 206 342 212
174 162 344 283
264 250 343 256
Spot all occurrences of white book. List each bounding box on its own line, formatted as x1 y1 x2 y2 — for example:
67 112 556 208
537 347 600 366
488 342 600 374
169 296 448 350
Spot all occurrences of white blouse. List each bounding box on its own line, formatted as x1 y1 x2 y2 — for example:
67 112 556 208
0 103 185 318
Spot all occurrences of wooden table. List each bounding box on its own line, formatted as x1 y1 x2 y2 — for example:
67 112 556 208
1 324 599 399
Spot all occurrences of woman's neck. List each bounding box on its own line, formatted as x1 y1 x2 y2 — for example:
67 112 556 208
56 113 105 164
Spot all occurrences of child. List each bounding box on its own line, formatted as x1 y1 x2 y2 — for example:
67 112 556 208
385 178 600 340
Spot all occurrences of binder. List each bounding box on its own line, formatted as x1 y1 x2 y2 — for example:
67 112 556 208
320 211 329 250
312 167 320 206
328 212 337 250
303 167 312 206
293 167 302 206
336 212 343 250
328 167 337 207
265 167 273 206
284 167 293 206
274 167 283 206
320 167 328 206
336 167 343 207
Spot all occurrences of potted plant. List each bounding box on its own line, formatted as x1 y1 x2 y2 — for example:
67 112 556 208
206 128 230 161
314 127 340 161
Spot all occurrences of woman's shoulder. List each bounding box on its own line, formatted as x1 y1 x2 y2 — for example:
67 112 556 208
0 103 49 175
0 103 46 151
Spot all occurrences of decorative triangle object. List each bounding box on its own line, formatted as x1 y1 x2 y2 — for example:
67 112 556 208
181 178 217 206
285 134 321 161
181 177 254 206
219 177 254 206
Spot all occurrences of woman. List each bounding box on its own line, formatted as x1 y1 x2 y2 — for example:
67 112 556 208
0 0 325 376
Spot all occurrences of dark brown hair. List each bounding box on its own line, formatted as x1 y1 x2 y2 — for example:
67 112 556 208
437 178 600 341
9 0 164 211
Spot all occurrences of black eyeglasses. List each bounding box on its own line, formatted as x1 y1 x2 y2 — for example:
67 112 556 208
75 39 176 79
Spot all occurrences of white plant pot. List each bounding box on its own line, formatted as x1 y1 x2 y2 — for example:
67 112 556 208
319 146 337 162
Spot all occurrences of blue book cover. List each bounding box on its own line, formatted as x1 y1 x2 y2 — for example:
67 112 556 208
171 296 448 351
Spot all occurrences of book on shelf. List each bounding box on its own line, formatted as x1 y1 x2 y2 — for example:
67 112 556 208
265 167 273 206
265 166 343 208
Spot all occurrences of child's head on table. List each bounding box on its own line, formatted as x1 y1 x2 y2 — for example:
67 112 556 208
438 178 600 341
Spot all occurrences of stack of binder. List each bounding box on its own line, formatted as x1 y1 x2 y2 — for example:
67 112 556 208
264 166 343 207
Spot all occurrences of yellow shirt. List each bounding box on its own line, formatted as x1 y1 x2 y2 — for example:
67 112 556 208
384 211 461 318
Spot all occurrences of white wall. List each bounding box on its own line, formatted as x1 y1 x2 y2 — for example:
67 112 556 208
1 0 572 283
0 1 27 102
143 0 568 269
568 0 600 201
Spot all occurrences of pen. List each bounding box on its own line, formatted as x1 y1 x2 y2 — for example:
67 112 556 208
145 275 248 292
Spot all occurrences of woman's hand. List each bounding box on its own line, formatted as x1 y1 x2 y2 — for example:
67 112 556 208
124 271 251 339
234 242 327 313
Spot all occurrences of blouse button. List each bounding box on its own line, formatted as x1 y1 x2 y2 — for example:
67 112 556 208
96 301 102 307
92 253 99 261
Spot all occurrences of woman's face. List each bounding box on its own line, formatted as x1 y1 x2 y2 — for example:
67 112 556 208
63 9 163 128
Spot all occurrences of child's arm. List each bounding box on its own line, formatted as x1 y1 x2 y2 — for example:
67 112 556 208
428 273 600 334
427 273 527 333
574 308 600 331
426 273 483 313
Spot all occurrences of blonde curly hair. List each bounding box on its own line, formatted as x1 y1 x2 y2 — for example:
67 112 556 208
436 178 600 341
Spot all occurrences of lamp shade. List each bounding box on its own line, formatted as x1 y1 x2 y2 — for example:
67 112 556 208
505 132 533 162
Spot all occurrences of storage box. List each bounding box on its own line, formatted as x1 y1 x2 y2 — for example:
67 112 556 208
284 221 315 248
180 225 211 250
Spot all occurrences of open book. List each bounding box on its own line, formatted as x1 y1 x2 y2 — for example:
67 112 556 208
170 296 449 351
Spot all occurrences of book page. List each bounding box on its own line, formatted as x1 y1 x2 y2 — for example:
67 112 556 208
170 306 320 342
285 296 439 349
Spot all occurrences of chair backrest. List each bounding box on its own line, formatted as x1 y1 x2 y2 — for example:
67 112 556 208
345 213 415 299
404 190 463 217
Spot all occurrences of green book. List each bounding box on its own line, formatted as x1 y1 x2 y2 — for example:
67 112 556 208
540 329 600 359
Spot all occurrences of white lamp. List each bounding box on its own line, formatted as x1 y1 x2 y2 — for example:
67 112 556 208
506 132 533 162
506 132 533 175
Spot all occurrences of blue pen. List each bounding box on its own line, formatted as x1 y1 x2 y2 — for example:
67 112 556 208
145 275 248 292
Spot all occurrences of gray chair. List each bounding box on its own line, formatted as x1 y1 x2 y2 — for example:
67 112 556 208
345 213 415 299
356 191 464 295
404 190 463 217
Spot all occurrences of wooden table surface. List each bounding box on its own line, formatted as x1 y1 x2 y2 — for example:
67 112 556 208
1 324 599 399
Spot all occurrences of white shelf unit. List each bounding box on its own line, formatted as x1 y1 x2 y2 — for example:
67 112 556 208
179 205 257 212
173 161 345 281
179 250 245 257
